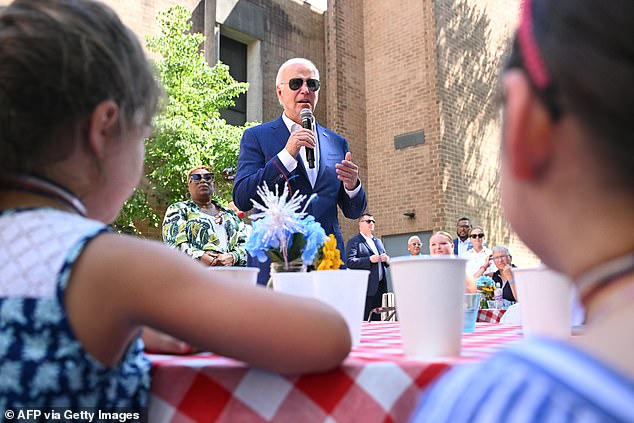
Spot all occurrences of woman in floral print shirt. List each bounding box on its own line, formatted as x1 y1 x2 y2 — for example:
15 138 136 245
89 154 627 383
162 166 248 267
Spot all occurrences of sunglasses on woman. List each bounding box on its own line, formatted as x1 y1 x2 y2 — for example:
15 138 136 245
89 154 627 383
281 78 320 92
470 233 485 239
190 173 213 182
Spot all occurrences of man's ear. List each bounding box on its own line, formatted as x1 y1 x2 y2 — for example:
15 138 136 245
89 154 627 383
88 100 119 158
502 70 554 181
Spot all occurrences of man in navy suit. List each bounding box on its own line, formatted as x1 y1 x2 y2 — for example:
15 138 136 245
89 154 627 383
346 213 390 321
233 58 367 285
453 217 473 257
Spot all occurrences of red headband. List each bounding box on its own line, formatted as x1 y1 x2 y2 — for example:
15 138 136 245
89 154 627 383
518 0 551 89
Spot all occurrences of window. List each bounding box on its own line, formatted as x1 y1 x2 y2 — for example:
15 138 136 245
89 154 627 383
219 35 247 126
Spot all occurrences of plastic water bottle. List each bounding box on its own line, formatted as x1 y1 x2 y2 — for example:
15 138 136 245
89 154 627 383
494 287 503 308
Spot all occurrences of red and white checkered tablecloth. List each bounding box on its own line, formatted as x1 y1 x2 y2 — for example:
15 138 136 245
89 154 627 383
477 308 508 323
148 322 522 423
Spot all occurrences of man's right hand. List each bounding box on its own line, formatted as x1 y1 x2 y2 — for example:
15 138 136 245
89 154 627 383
285 127 315 157
501 264 514 281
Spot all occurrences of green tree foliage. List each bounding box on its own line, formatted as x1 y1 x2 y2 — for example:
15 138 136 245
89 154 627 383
114 5 250 234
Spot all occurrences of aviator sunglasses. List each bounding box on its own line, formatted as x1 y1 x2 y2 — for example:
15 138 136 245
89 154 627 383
470 233 485 239
282 78 320 92
190 173 213 182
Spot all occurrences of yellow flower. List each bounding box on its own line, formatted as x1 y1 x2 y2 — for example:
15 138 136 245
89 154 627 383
316 234 344 270
479 285 495 301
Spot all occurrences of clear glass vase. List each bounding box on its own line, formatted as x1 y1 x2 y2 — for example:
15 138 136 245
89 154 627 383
268 261 309 292
270 260 307 273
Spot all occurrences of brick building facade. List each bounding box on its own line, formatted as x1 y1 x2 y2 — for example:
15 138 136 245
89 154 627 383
0 0 538 266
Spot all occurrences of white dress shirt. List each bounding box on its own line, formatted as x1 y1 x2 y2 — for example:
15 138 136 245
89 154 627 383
278 113 319 187
456 238 472 257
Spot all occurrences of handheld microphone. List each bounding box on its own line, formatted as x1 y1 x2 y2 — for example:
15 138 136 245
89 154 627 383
300 108 315 169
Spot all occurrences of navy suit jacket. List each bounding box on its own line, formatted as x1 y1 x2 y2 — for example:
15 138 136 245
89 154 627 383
346 233 388 296
453 237 473 256
233 115 367 285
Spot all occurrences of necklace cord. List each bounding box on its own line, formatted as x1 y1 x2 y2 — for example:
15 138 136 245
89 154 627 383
0 174 87 216
577 253 634 307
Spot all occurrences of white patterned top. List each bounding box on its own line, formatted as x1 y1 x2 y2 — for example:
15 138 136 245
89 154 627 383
0 208 150 412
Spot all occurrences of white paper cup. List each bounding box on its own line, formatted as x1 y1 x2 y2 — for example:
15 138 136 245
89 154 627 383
271 271 315 298
514 266 572 339
313 269 369 346
208 266 259 286
389 256 467 358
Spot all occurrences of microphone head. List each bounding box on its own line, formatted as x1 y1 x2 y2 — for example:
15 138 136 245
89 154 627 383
300 108 313 121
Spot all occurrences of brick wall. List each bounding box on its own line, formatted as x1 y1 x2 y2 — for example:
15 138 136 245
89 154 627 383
326 0 538 266
326 0 368 243
100 0 200 44
361 0 442 241
433 0 537 266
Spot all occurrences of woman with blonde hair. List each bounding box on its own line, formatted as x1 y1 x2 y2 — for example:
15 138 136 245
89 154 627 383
429 231 477 293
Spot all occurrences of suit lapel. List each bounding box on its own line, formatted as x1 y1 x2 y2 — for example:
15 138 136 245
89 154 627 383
315 124 329 186
363 236 381 255
367 236 384 280
271 116 291 154
360 236 372 254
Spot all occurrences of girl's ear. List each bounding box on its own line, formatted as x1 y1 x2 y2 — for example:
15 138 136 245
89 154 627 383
88 100 120 158
502 70 555 181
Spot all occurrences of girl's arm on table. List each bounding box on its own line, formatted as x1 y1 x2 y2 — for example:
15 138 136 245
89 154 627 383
65 233 351 374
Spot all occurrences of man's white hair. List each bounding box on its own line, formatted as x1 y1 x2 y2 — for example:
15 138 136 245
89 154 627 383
492 245 511 257
275 58 320 86
408 235 421 245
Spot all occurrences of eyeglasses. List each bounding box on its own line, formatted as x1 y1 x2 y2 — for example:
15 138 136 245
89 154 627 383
281 78 320 92
492 255 509 262
470 233 485 239
409 243 421 247
362 219 375 224
190 173 213 183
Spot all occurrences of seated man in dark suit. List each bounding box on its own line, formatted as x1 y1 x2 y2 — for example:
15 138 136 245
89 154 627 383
346 213 390 321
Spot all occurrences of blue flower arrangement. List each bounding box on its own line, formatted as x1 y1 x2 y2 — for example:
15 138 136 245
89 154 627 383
475 275 495 289
245 184 327 269
476 275 496 307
